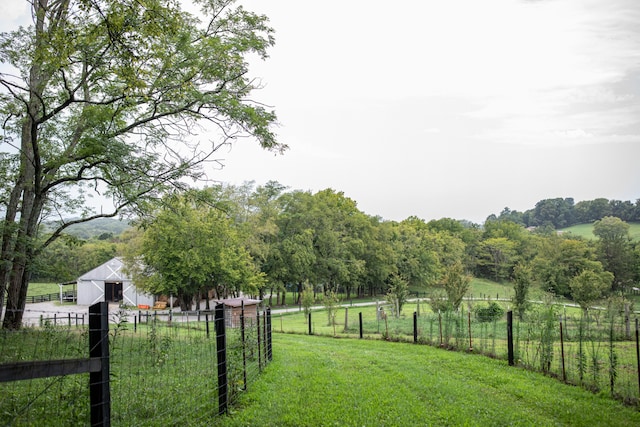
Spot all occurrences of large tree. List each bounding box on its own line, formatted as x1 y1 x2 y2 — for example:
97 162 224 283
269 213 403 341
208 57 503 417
530 197 575 228
593 216 634 292
360 218 397 297
129 189 262 310
393 217 441 291
531 236 605 297
0 0 282 328
307 189 368 298
569 269 613 312
476 237 517 282
439 261 471 311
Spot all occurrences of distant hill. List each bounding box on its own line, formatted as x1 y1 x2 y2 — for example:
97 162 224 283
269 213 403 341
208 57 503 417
43 217 132 240
560 222 640 241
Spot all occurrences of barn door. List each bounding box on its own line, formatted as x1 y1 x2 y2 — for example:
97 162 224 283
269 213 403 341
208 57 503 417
105 282 123 302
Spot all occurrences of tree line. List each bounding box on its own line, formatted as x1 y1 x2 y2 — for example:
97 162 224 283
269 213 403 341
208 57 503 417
490 197 640 228
31 182 640 317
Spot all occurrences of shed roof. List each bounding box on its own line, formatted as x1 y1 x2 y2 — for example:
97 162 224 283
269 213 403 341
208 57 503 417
217 297 262 308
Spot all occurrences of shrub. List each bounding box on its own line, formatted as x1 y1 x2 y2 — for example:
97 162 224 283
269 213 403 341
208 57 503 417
474 302 505 323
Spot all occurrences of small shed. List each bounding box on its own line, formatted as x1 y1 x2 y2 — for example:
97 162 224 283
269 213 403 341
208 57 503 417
77 257 154 307
218 297 262 328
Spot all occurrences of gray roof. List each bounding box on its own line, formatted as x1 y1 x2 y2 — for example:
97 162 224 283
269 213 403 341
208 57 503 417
78 257 130 282
217 297 262 308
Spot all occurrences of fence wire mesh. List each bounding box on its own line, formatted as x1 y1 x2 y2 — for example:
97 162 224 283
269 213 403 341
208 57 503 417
0 323 91 426
0 303 272 426
277 300 640 405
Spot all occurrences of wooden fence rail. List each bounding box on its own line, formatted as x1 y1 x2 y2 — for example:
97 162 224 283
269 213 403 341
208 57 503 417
0 302 110 426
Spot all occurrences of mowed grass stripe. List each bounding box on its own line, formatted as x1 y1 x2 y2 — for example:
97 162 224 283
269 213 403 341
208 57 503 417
220 333 640 427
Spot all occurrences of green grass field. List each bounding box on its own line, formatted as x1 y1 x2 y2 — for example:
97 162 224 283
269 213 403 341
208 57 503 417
26 282 59 296
3 304 639 425
219 333 640 426
561 222 640 241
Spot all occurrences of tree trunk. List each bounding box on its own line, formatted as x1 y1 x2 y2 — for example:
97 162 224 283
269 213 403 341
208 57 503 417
2 192 44 329
0 193 21 313
2 112 45 329
178 290 192 311
3 263 31 329
1 0 49 328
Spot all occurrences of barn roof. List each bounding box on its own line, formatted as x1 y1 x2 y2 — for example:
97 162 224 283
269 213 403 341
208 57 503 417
78 257 130 282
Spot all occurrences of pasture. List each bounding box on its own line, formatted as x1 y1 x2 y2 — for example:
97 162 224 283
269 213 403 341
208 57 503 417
219 333 640 426
561 221 640 241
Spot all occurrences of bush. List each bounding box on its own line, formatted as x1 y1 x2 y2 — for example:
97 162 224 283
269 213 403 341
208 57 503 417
474 302 505 323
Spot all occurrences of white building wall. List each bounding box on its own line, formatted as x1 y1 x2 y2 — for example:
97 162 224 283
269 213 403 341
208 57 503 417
76 258 154 307
77 279 105 305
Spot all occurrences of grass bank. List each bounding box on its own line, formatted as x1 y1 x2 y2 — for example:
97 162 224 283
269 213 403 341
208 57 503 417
561 222 640 241
220 333 640 426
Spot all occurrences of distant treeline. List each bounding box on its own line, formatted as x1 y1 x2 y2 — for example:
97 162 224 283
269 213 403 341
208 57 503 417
488 198 640 229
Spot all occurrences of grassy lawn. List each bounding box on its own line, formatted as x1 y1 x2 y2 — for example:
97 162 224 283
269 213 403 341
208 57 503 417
26 282 60 296
561 222 640 241
468 277 513 300
219 333 640 426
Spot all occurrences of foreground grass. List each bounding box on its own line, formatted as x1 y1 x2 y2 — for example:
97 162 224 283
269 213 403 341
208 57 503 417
220 333 640 427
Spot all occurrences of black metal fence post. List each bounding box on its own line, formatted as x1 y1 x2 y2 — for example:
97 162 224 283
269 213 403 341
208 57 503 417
257 307 263 370
89 302 111 426
413 311 418 343
560 321 566 382
262 310 268 362
241 303 247 391
507 311 514 366
636 318 640 400
308 312 312 335
215 303 228 415
468 311 473 352
205 313 210 339
359 312 363 339
266 307 272 361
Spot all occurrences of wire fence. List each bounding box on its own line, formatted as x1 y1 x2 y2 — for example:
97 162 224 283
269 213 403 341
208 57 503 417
280 300 640 406
0 302 272 426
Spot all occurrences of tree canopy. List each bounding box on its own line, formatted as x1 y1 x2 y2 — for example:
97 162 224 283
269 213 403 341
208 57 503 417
128 189 262 310
491 197 640 228
27 181 640 320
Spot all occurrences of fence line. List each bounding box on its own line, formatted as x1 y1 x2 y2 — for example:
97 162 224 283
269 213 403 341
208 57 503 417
0 302 273 425
290 302 640 406
23 291 77 304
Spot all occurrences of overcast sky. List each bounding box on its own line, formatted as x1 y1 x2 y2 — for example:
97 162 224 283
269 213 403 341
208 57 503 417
2 0 639 223
217 0 640 223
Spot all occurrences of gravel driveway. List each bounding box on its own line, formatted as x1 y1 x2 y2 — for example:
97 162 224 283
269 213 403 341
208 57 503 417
4 301 121 327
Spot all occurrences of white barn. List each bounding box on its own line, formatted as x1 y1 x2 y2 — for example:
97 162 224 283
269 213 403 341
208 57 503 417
77 257 154 307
